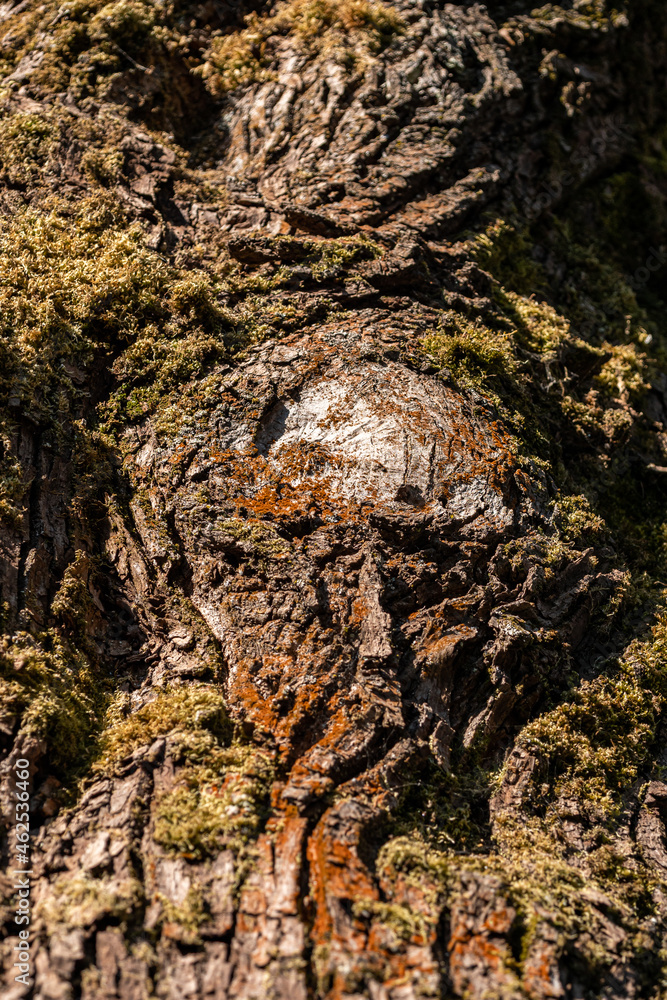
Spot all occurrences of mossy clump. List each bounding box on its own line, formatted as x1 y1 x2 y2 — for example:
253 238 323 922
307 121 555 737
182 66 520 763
0 634 107 778
374 758 490 858
102 249 334 433
97 684 231 772
428 187 665 505
478 817 657 983
101 278 232 429
0 0 165 103
154 886 208 942
307 233 383 278
422 311 518 396
153 745 273 860
214 517 291 559
109 241 355 442
0 192 239 450
514 614 667 818
0 100 152 197
512 2 629 31
200 0 405 96
493 504 609 592
351 897 432 944
551 493 606 545
0 110 59 186
526 289 644 446
370 612 667 987
0 553 114 786
0 98 167 256
37 871 143 929
226 234 382 286
80 143 125 186
0 447 26 531
0 195 168 427
50 553 100 638
377 777 660 990
472 219 545 297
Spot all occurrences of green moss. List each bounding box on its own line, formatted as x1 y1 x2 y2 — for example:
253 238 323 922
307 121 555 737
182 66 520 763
0 195 169 426
472 219 545 297
552 494 606 545
378 791 660 989
51 553 99 637
351 898 431 943
0 102 133 195
0 448 26 530
427 167 667 606
200 0 405 96
376 758 491 857
80 143 124 185
422 311 518 395
100 291 234 430
514 2 629 31
37 870 143 929
372 615 667 984
0 630 109 778
154 886 208 942
546 226 649 345
222 234 381 294
0 191 242 440
0 476 126 787
312 943 333 996
0 0 400 121
102 252 335 434
0 0 157 98
153 745 273 860
89 0 156 43
0 111 58 185
96 684 231 773
479 819 650 972
0 1 222 140
503 289 571 355
594 342 649 400
514 614 667 818
215 517 290 559
306 233 382 278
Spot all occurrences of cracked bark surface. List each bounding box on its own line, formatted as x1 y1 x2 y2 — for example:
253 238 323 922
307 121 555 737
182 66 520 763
1 1 667 998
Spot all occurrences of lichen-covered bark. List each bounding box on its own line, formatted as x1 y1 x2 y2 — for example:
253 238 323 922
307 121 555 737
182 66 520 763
1 1 667 998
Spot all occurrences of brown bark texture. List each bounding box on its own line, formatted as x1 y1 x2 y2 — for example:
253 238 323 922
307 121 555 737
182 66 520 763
1 1 667 999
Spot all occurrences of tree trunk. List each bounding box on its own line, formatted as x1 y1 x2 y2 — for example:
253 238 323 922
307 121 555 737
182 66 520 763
1 1 667 998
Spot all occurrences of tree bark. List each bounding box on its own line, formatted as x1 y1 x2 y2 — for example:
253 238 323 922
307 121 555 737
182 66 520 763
1 1 667 998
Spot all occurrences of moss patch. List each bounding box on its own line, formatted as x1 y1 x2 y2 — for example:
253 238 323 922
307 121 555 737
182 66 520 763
36 871 143 929
0 110 59 186
200 0 405 96
0 195 168 426
514 614 667 818
0 550 118 781
154 885 208 942
0 0 211 135
96 684 231 773
153 745 273 860
375 612 667 989
0 633 106 775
